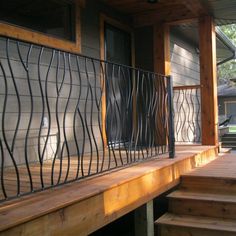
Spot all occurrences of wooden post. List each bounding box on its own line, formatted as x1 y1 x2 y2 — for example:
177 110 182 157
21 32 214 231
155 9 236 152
135 201 154 236
153 23 170 75
199 16 219 146
153 23 171 145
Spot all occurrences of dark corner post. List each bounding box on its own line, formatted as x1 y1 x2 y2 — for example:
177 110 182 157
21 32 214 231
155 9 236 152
167 75 175 158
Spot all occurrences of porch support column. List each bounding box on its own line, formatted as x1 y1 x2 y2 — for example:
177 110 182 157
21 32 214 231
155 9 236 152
153 23 171 145
199 16 218 145
134 200 154 236
153 23 170 75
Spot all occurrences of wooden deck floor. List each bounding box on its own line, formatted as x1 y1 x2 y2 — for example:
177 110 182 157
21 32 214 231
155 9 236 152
0 145 218 235
0 149 168 200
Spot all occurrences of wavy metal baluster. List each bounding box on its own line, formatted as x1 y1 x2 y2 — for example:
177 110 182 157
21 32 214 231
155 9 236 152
104 63 112 169
119 66 129 163
75 56 86 177
99 61 107 171
0 139 7 199
185 89 191 142
91 58 103 173
84 58 96 175
87 59 100 174
163 77 168 153
133 70 141 161
72 56 82 179
56 52 67 184
110 65 123 165
139 72 146 159
180 89 187 142
189 89 196 142
105 63 118 169
62 53 73 182
0 60 20 196
37 47 46 188
17 42 34 192
51 51 61 185
61 53 72 183
126 67 134 163
6 39 21 154
196 89 201 142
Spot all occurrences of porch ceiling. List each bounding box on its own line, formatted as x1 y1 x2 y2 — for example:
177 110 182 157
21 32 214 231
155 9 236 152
100 0 236 26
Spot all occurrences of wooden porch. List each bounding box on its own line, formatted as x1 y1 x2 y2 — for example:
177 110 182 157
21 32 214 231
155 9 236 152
0 145 218 235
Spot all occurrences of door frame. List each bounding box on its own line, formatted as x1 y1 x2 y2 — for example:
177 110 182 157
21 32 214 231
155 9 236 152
99 13 135 146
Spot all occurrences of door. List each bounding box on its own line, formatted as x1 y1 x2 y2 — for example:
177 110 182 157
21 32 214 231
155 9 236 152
104 23 133 147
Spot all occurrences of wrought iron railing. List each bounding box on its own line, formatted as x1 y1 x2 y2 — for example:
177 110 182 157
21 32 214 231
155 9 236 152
173 85 201 143
0 36 174 201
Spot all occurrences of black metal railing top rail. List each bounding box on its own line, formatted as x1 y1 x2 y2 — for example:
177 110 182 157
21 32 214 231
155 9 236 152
173 85 201 143
0 35 175 202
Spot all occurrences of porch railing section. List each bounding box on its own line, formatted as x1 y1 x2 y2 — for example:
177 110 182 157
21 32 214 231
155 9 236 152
0 36 174 201
173 85 201 143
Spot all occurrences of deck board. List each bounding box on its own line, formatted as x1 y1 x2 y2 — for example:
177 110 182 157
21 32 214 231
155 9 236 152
183 153 236 179
0 145 218 235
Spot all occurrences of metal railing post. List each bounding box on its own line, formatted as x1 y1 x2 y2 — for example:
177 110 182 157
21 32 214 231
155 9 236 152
167 75 175 158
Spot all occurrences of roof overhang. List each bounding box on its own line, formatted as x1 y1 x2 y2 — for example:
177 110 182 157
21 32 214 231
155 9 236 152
100 0 236 27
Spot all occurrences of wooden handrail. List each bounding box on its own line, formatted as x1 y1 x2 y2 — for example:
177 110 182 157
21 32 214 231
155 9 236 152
173 85 202 90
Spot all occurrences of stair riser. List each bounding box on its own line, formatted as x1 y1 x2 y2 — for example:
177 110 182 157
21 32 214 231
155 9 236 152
221 138 236 141
221 142 236 145
157 225 236 236
223 134 236 137
181 176 236 194
169 198 236 220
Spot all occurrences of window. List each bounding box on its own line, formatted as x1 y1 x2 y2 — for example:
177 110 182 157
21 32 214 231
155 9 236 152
0 0 75 41
225 101 236 124
0 0 81 53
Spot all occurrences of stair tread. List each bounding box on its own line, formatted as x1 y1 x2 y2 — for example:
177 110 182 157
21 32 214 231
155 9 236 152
219 148 232 153
168 190 236 203
156 213 236 232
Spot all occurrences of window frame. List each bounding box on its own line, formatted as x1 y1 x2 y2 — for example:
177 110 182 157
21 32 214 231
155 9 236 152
224 100 236 116
0 2 82 53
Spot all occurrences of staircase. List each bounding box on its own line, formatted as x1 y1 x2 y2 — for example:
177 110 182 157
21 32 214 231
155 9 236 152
221 133 236 150
155 154 236 236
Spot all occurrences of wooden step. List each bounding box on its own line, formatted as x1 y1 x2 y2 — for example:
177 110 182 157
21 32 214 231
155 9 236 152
155 213 236 236
180 175 236 194
219 147 232 154
168 190 236 219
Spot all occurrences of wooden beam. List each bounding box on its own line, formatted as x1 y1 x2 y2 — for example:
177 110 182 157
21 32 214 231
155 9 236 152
177 0 209 16
199 16 218 146
135 201 154 236
133 8 195 27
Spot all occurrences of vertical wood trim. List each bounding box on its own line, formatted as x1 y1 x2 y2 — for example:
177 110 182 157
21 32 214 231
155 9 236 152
100 15 107 147
153 23 171 145
75 3 82 52
199 16 218 145
99 14 135 147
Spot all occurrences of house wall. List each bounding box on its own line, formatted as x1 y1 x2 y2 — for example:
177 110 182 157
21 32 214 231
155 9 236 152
0 0 131 167
0 1 203 167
